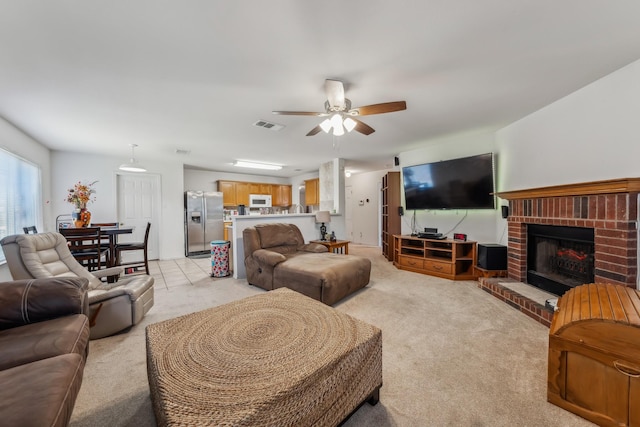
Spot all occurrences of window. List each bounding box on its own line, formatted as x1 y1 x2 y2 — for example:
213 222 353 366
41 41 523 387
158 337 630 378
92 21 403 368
0 148 41 263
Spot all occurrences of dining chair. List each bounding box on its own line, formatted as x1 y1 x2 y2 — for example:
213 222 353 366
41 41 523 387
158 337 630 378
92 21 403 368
23 226 38 234
92 222 118 266
115 222 151 275
59 227 108 271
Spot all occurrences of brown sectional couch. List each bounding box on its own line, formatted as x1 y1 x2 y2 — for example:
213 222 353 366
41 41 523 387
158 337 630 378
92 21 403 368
0 277 90 427
243 223 371 305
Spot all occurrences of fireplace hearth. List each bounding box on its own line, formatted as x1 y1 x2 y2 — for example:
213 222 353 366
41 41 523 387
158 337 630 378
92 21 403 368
527 224 594 296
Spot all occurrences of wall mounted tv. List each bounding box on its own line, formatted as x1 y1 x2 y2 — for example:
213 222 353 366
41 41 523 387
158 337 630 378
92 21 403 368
402 153 495 210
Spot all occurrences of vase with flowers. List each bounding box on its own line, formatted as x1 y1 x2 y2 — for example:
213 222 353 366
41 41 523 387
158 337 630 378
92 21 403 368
66 180 97 227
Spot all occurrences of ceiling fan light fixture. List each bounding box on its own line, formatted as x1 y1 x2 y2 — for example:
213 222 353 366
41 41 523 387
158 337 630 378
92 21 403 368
119 144 147 172
343 117 357 132
319 119 332 133
330 113 342 128
233 160 282 170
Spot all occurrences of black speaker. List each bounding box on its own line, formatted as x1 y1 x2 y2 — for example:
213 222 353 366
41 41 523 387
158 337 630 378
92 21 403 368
394 156 399 166
501 205 509 219
477 244 507 270
398 206 404 216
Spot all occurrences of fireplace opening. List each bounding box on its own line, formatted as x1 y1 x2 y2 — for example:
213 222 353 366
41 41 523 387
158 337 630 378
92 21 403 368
527 224 595 296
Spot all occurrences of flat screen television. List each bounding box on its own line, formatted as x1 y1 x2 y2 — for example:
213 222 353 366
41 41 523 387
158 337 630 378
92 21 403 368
402 153 495 210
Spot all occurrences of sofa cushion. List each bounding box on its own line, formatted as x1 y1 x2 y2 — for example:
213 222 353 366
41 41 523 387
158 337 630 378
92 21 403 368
256 223 302 249
0 353 85 427
253 249 287 267
0 278 89 330
273 253 371 305
0 314 89 371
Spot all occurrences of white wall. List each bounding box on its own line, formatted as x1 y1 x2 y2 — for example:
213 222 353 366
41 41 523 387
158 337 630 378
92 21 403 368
345 169 387 245
397 129 501 245
50 151 185 260
496 58 640 191
0 117 52 281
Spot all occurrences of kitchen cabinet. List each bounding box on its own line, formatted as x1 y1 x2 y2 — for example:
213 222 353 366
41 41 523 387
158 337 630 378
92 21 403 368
249 183 272 195
216 180 248 207
223 221 231 241
272 184 292 207
217 181 236 207
218 180 288 207
235 182 250 207
305 178 319 206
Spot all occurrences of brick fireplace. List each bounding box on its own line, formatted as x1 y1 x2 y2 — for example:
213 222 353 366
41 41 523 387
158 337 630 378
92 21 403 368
498 178 640 292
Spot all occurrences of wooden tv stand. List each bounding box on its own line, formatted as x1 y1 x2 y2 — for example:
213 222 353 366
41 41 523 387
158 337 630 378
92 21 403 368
393 235 477 280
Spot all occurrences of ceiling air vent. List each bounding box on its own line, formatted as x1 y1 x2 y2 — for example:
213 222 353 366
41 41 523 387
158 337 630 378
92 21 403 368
253 120 285 131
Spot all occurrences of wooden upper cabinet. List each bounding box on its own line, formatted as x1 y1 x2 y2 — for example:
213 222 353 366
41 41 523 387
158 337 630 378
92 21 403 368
249 183 271 195
217 181 236 207
235 182 250 206
272 184 292 207
305 178 319 206
217 180 284 207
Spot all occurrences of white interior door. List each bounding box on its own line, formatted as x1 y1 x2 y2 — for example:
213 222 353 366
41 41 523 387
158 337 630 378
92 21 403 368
116 173 161 261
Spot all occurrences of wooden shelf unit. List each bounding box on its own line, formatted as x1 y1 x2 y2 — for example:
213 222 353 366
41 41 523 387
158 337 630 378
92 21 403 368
393 235 477 280
381 172 401 261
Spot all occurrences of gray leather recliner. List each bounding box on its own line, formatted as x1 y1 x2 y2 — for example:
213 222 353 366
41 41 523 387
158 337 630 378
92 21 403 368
1 232 154 339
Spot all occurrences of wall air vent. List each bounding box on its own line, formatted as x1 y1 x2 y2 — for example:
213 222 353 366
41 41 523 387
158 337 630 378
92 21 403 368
253 120 285 131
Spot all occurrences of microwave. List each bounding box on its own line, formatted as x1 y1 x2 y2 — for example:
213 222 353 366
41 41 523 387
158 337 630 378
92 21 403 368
249 194 272 208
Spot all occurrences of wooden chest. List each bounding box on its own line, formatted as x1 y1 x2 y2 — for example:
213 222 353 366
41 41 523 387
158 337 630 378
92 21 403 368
548 283 640 427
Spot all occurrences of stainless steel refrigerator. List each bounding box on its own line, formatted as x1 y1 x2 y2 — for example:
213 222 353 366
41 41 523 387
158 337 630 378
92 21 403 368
184 191 224 256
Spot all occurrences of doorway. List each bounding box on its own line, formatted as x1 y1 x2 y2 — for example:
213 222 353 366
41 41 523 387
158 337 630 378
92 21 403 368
116 173 161 261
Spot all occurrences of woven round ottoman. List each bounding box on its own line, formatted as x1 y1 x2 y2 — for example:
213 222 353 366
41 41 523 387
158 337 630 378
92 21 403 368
145 288 382 426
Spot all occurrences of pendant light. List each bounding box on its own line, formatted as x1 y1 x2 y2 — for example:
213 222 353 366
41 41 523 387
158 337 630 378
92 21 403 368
119 144 147 172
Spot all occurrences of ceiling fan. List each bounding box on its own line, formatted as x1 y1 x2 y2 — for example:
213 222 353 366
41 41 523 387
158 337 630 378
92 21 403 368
273 79 407 136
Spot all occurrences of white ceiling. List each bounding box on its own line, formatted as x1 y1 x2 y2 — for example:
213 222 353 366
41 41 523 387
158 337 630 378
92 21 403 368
1 1 640 177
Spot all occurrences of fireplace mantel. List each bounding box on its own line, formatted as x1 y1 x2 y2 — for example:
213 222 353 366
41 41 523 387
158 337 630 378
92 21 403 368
496 178 640 200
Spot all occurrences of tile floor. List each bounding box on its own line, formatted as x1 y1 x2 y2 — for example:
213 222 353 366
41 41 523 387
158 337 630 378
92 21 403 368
145 256 221 290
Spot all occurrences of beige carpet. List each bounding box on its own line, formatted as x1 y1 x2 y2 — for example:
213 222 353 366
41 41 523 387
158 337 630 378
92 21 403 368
69 246 594 427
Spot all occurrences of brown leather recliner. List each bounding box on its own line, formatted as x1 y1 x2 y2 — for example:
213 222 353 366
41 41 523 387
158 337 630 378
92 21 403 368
1 232 154 339
243 223 371 305
0 276 90 427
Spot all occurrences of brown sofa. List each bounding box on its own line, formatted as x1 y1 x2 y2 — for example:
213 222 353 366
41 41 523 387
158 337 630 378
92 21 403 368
243 223 371 305
0 276 90 427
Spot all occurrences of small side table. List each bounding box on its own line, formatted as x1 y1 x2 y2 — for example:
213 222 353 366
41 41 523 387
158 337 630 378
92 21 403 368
310 239 350 254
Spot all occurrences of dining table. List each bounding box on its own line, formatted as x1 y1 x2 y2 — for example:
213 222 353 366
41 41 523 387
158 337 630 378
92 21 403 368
98 226 134 268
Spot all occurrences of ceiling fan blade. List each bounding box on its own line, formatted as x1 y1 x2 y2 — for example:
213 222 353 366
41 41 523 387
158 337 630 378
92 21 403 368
352 118 375 135
325 79 345 109
306 125 322 136
272 111 328 116
350 101 407 116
